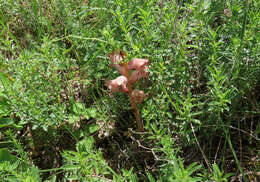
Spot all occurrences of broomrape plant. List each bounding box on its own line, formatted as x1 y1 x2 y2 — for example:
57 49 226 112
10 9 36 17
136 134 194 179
105 50 149 131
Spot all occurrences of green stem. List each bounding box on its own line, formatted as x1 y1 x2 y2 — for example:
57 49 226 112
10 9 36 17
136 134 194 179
220 114 248 182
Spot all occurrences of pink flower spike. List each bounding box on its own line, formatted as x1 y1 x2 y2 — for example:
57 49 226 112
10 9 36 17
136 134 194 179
105 75 129 95
127 58 149 70
132 90 147 104
129 66 149 84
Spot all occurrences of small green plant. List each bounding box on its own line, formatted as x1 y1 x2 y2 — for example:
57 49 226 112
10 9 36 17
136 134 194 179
62 137 111 181
155 158 202 182
210 163 233 182
105 50 150 131
0 130 41 182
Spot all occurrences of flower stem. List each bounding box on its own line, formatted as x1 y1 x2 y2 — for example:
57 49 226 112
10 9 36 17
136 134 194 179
123 63 144 131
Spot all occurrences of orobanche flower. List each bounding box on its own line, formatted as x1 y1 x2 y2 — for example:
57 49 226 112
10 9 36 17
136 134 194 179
129 67 149 83
107 51 150 87
127 58 149 70
106 51 150 95
128 58 149 83
105 75 128 95
105 50 150 131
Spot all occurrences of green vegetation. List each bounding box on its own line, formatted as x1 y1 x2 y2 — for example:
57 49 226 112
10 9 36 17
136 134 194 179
0 0 259 181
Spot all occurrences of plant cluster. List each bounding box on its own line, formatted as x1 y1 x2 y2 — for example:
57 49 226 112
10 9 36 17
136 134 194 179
106 50 150 131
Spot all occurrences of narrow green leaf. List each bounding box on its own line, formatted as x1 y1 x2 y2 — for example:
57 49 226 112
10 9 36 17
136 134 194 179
0 148 18 164
0 72 10 88
0 117 14 128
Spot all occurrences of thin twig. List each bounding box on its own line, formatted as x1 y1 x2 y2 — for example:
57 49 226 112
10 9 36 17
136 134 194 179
214 135 222 163
191 123 212 172
238 120 243 165
128 128 149 135
250 116 253 145
129 135 168 162
202 125 260 141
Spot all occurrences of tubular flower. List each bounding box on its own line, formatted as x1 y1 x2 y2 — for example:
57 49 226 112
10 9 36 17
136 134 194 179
128 58 149 83
127 58 149 70
107 50 150 95
131 90 148 104
105 75 128 95
129 66 149 83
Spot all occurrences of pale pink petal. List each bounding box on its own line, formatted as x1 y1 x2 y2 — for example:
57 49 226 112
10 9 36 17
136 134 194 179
132 90 147 104
127 58 149 70
129 66 149 83
129 70 142 83
105 76 129 95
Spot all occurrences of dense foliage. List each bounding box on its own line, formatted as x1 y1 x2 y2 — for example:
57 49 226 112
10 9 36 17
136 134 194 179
0 0 259 181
